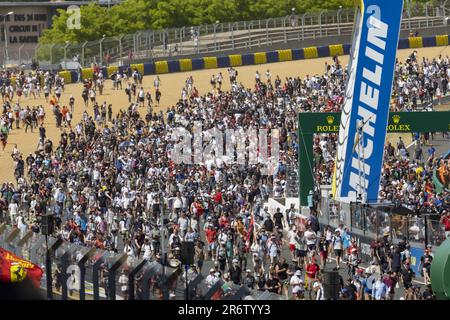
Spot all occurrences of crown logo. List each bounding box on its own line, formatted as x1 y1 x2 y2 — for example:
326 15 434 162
392 115 400 124
326 116 334 124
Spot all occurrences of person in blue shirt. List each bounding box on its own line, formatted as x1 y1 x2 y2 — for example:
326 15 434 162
372 277 387 300
360 275 374 300
342 227 351 255
427 144 435 159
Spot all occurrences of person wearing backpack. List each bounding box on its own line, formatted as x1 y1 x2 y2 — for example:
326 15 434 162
263 216 274 233
307 211 320 235
332 229 344 269
285 203 297 227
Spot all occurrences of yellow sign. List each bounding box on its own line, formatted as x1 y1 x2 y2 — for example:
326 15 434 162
388 115 411 131
316 125 340 132
326 116 335 124
392 114 400 124
10 263 27 283
316 116 339 132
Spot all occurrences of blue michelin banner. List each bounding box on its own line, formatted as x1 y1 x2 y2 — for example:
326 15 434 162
409 246 424 276
334 0 404 203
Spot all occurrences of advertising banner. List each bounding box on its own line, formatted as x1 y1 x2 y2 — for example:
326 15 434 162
334 0 404 203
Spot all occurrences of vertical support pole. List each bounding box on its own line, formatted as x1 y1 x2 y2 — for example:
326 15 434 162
92 252 108 300
77 247 95 301
231 24 235 50
133 33 138 58
60 250 70 300
302 14 306 40
50 44 55 65
214 25 217 51
350 202 354 232
128 260 147 300
107 254 127 300
18 44 24 65
337 8 342 36
363 204 366 235
118 36 123 66
45 235 52 300
185 264 189 300
81 41 87 68
298 131 314 207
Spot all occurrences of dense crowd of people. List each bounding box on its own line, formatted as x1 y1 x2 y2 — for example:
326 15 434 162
0 50 448 300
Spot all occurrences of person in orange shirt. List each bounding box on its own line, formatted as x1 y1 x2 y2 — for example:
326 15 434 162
49 95 57 107
438 161 449 187
61 105 68 119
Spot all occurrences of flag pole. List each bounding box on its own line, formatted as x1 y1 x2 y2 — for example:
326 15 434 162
45 234 52 300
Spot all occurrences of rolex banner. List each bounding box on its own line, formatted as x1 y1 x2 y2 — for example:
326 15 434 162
333 0 403 203
0 247 43 288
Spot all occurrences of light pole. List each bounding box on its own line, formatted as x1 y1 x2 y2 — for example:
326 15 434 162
99 34 106 66
1 11 14 66
291 7 296 27
63 40 70 65
213 20 219 51
337 6 343 36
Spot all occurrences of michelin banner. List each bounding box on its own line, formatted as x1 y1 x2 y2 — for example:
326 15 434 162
333 0 403 203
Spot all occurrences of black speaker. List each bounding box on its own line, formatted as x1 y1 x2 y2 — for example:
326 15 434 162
323 270 340 300
180 242 195 265
41 214 54 236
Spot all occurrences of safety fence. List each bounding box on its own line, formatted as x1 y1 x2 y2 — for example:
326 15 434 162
57 33 450 84
318 191 447 276
0 223 251 300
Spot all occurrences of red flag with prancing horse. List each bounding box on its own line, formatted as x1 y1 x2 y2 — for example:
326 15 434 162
0 247 43 288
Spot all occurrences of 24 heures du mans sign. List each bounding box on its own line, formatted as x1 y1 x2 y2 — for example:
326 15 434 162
299 111 450 134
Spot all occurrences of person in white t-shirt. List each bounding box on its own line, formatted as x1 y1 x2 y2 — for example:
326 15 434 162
287 225 298 261
205 268 219 288
8 201 18 225
142 238 152 260
304 226 317 257
178 212 189 237
332 230 344 268
138 87 145 107
290 270 304 295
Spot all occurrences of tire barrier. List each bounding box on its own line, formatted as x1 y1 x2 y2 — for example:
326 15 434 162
60 34 450 83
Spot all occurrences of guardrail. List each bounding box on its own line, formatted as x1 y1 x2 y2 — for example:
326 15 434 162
55 34 450 85
23 1 450 68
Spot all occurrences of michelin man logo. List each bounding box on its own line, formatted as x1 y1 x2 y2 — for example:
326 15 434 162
67 5 81 30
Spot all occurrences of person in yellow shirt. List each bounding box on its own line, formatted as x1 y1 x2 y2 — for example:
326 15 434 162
415 165 423 178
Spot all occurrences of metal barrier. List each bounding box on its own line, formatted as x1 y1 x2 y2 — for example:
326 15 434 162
320 196 445 243
0 227 252 300
318 195 447 275
16 2 448 68
0 229 171 300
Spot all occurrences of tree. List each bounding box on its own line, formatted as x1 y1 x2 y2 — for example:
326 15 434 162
38 0 360 45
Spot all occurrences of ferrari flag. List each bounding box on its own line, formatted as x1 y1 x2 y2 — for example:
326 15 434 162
0 247 43 288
